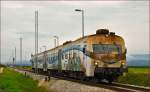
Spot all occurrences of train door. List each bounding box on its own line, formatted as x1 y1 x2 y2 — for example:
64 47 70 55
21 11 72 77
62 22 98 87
83 45 93 76
58 49 62 71
43 52 48 71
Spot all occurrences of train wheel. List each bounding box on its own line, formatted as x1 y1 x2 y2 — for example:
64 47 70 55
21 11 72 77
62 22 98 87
108 78 113 84
97 78 102 83
84 77 92 82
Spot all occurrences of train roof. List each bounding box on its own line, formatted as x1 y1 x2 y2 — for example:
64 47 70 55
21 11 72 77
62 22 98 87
33 29 124 56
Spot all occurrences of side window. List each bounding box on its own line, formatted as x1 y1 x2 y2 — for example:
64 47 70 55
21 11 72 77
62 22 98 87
48 57 50 63
71 50 73 58
51 54 53 63
83 45 87 53
53 53 55 61
53 56 54 62
49 55 51 63
50 54 52 63
69 51 71 59
73 52 76 58
62 54 64 59
83 48 85 53
65 53 68 59
55 53 57 60
55 53 57 61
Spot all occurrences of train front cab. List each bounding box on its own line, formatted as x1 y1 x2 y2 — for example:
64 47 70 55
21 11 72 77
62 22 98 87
94 54 126 82
87 34 127 83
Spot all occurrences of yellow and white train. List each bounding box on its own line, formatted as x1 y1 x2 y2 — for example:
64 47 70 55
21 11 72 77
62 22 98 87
31 29 127 83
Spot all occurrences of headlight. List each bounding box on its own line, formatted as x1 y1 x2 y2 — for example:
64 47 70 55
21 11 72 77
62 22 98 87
121 62 125 65
95 62 98 65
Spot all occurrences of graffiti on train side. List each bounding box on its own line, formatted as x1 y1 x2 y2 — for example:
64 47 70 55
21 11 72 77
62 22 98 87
67 56 81 71
61 49 83 71
61 44 87 71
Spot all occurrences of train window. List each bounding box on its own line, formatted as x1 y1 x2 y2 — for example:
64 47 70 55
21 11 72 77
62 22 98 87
69 52 71 59
52 54 54 60
93 44 120 54
54 55 56 61
50 55 51 61
55 55 57 61
73 52 76 58
54 54 56 60
65 53 68 59
62 54 64 59
50 59 52 64
83 48 85 53
56 55 57 60
83 45 87 53
49 56 51 61
51 59 53 63
49 57 51 63
51 56 53 61
53 55 55 61
71 50 74 58
49 58 50 63
53 56 55 61
51 56 52 61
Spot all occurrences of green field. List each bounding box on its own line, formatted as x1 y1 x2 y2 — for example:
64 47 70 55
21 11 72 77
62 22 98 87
0 68 47 92
116 67 150 87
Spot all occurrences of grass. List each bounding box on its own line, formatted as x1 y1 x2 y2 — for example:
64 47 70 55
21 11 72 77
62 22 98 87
0 68 47 92
15 66 32 70
116 67 150 87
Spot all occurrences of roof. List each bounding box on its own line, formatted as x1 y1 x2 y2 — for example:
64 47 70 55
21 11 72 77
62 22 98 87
33 32 123 56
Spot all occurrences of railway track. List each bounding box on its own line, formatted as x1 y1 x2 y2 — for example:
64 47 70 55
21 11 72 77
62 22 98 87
16 68 150 92
52 75 149 92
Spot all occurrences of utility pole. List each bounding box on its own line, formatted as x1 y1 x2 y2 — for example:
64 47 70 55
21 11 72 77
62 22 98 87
13 47 16 67
54 39 56 47
54 36 59 46
36 11 38 55
35 10 38 55
0 0 1 65
35 10 38 73
15 47 17 65
20 37 22 66
13 57 15 67
0 28 1 64
15 47 16 66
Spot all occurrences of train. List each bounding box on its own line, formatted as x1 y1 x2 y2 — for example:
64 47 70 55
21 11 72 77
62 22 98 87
30 29 127 83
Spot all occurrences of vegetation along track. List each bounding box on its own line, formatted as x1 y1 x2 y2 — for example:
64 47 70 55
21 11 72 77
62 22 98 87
17 68 150 92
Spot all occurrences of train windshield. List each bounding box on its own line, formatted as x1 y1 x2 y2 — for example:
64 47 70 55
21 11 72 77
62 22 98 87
93 44 121 54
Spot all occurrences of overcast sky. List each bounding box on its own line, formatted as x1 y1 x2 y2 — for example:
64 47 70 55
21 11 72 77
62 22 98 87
1 1 149 63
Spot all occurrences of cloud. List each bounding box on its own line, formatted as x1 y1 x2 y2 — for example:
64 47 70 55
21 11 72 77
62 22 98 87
1 1 126 8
